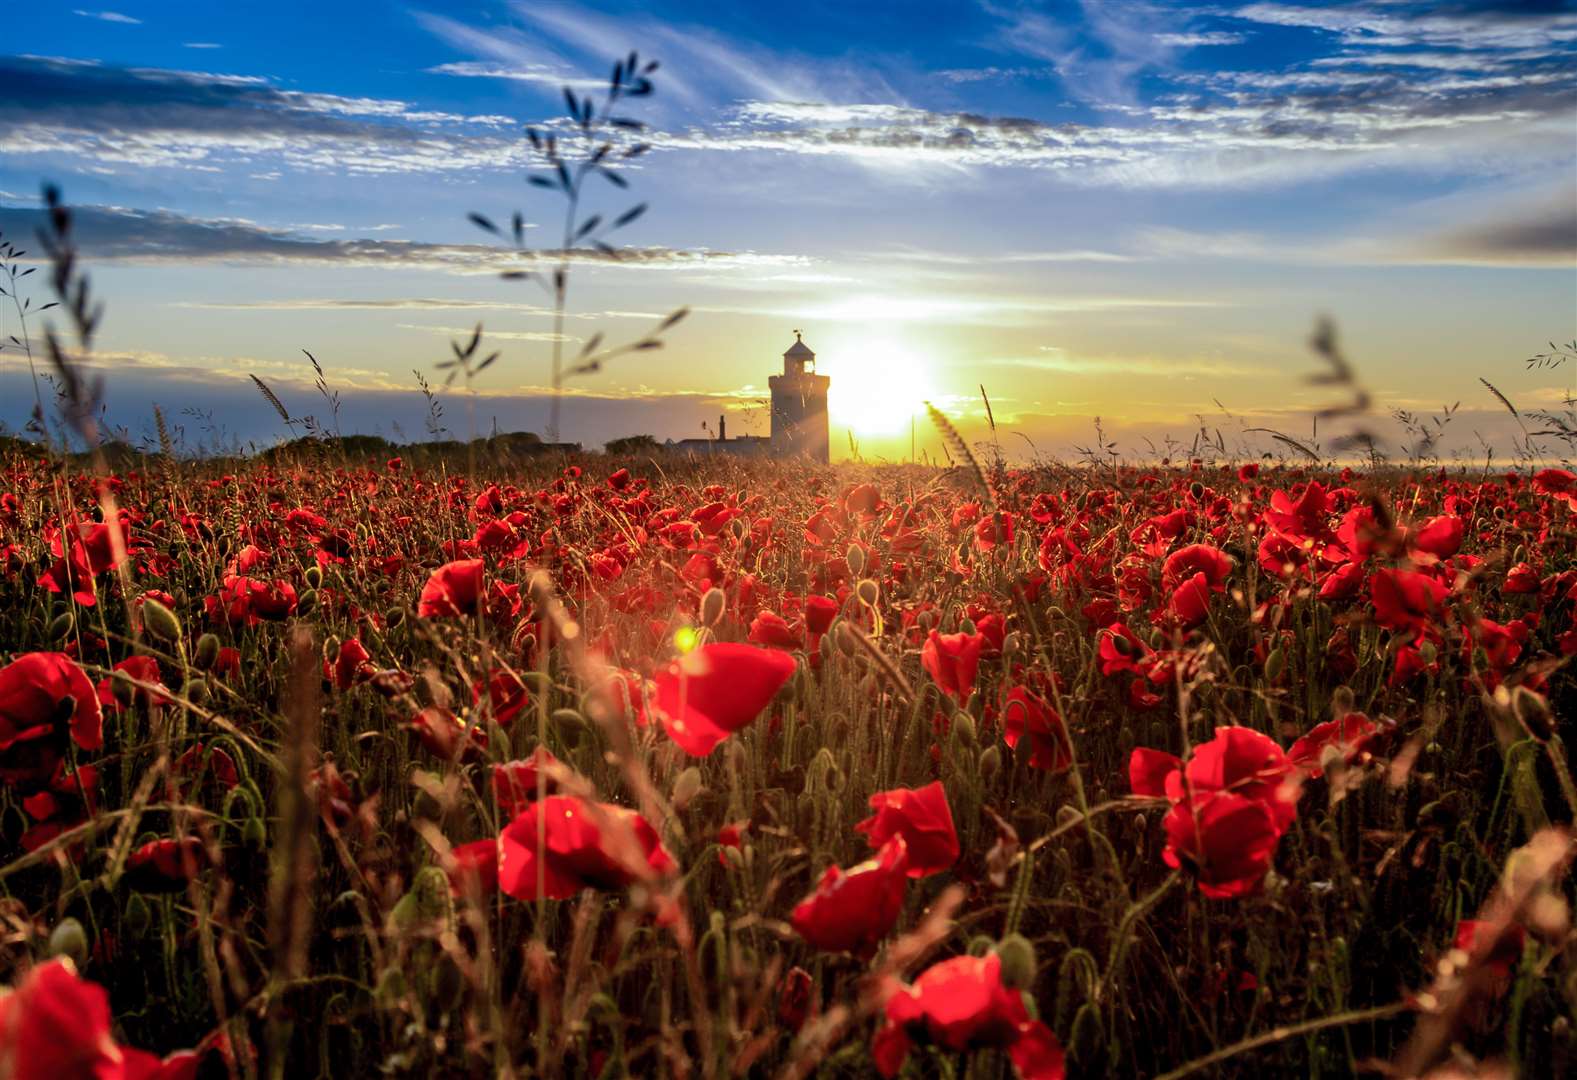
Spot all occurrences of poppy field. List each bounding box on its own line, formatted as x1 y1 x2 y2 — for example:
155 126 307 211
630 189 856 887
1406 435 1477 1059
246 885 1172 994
0 443 1574 1079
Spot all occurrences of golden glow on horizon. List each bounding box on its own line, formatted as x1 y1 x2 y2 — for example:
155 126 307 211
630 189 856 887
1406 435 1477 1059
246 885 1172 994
823 337 936 437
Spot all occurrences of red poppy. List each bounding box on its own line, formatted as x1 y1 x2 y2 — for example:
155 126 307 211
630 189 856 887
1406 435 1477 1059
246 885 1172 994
327 637 374 691
717 820 749 868
418 558 485 617
790 837 908 956
408 707 488 762
1001 688 1073 773
492 748 564 817
974 511 1015 551
125 836 210 893
651 643 796 756
778 966 814 1031
1162 544 1232 591
1178 726 1298 831
855 781 959 878
1287 713 1380 778
1128 747 1181 797
0 959 122 1080
447 838 501 896
873 952 1064 1080
478 667 531 726
0 652 103 786
1453 919 1526 979
497 795 675 901
1533 467 1577 508
1168 571 1213 628
1370 568 1450 635
804 594 838 636
1161 791 1281 899
921 630 985 704
749 610 803 649
1411 514 1463 560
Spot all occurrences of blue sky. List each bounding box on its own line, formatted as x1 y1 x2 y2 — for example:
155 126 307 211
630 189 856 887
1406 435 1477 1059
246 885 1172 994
1 1 1573 459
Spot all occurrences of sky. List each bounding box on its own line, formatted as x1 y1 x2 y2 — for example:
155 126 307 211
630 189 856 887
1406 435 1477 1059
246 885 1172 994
0 0 1574 461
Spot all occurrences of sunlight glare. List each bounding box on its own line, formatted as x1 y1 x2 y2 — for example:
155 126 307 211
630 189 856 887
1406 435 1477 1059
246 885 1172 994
824 337 936 436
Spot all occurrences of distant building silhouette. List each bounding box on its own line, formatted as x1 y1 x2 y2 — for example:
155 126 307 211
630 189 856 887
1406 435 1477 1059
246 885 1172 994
670 331 829 462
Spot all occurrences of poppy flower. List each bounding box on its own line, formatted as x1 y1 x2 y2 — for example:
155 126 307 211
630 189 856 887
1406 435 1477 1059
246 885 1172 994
0 959 129 1078
1370 568 1450 636
778 966 814 1031
125 836 210 893
749 610 803 649
1168 571 1214 628
478 667 531 727
408 707 488 762
1161 791 1281 899
1001 688 1073 773
1128 747 1181 797
1162 544 1232 591
418 558 485 617
1287 713 1380 778
492 748 564 817
921 630 985 704
327 637 374 691
717 820 749 868
1411 514 1464 560
790 837 908 956
1532 467 1577 508
0 652 103 786
855 781 960 877
803 594 838 636
974 511 1015 551
651 643 796 756
497 795 675 901
1453 919 1526 979
873 952 1064 1080
1178 726 1298 831
447 838 501 896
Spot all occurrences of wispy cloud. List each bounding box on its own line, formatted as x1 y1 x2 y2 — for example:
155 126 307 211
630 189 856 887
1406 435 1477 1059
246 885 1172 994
0 201 810 274
73 10 141 25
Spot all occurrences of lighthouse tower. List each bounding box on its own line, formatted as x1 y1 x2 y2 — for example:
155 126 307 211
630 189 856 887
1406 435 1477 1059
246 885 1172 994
769 331 830 462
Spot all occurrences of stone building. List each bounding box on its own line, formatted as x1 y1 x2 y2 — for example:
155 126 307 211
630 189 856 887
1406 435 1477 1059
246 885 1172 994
670 332 829 462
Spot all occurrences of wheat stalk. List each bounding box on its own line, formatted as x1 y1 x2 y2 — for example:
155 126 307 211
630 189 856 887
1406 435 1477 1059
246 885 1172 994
925 401 996 509
250 374 291 424
1479 377 1518 417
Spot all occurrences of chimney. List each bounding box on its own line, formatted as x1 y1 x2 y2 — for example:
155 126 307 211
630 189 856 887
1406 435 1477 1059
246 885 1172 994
718 413 726 441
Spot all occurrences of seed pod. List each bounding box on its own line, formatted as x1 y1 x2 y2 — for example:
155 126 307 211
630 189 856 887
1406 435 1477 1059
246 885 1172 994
1068 1003 1106 1073
700 587 726 628
185 675 212 705
846 544 865 578
305 564 324 589
48 611 75 641
672 766 705 811
996 933 1036 989
1264 646 1286 682
979 744 1002 780
124 893 152 938
141 598 182 643
193 632 221 671
48 918 89 968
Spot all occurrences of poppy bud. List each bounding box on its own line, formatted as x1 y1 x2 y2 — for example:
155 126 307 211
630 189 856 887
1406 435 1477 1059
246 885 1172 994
846 544 865 578
672 766 704 810
48 611 75 641
967 934 994 957
1002 631 1021 655
700 587 726 628
375 966 407 1009
979 744 1002 779
1330 685 1354 717
951 712 977 747
389 891 423 934
48 917 89 968
305 564 324 589
297 589 319 615
996 933 1036 989
141 597 182 643
194 632 221 670
960 617 977 636
243 816 267 849
1264 647 1286 682
386 607 405 629
1418 640 1437 665
855 578 879 607
124 893 151 938
183 677 210 707
413 865 455 928
1070 1002 1106 1072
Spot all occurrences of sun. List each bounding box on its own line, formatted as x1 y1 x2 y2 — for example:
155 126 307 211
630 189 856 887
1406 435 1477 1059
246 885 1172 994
824 338 936 437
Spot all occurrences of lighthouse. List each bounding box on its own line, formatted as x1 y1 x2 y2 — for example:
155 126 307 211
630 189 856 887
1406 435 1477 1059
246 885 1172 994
769 330 830 462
